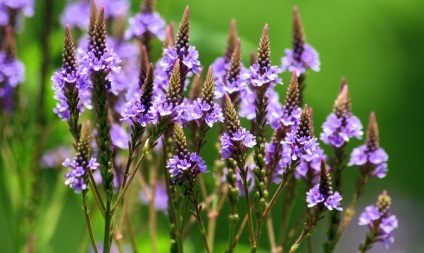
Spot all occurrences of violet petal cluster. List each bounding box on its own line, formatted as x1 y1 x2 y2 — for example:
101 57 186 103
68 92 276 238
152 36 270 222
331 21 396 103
220 128 257 160
167 152 208 185
348 145 389 178
51 68 92 120
284 128 318 161
152 96 185 123
60 1 90 29
121 98 158 127
186 98 224 127
0 0 34 26
320 113 363 148
125 12 166 40
80 48 121 75
281 44 320 76
358 205 398 248
0 52 24 112
306 184 343 211
63 156 99 193
295 146 327 181
245 63 282 88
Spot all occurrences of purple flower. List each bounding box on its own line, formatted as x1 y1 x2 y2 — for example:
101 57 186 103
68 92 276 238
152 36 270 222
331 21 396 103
306 184 342 211
281 44 320 76
295 146 327 181
121 98 158 127
358 205 381 226
211 57 229 82
284 129 318 161
324 192 343 211
348 145 388 178
97 0 129 19
80 48 121 74
167 152 208 185
153 97 185 123
161 45 200 75
220 128 256 160
139 183 168 213
320 113 363 148
245 63 282 88
60 1 90 29
0 0 34 26
125 12 166 40
51 68 92 120
0 52 25 88
186 98 224 127
63 156 99 193
306 184 324 207
358 203 398 249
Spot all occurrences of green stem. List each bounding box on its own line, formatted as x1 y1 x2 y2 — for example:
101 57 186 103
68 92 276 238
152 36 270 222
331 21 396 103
83 190 98 253
261 161 299 221
240 167 256 250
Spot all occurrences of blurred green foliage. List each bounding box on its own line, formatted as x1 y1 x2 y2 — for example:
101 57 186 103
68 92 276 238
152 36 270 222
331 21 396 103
1 0 424 252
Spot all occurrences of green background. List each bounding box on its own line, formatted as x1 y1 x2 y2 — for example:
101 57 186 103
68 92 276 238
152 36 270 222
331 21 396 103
1 0 424 252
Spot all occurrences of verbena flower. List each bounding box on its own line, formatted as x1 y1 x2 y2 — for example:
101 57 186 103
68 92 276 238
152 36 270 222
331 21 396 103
280 7 320 76
281 44 320 76
63 156 99 193
0 0 34 26
60 1 90 29
168 152 208 185
40 146 72 169
110 123 129 149
221 128 256 160
320 83 363 147
283 105 318 161
245 63 282 88
358 191 398 249
306 160 342 211
80 48 121 74
125 12 165 40
295 146 327 181
348 112 388 178
0 51 24 112
186 98 223 127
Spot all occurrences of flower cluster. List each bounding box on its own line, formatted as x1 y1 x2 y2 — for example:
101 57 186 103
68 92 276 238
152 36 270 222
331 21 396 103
245 63 282 88
348 112 388 178
284 106 318 161
0 0 34 26
281 44 320 76
125 12 165 40
186 98 223 127
168 152 208 185
121 98 158 126
295 146 327 181
306 160 342 211
320 84 363 147
358 191 398 249
0 52 24 112
221 128 256 160
80 48 121 75
63 156 99 193
306 184 343 211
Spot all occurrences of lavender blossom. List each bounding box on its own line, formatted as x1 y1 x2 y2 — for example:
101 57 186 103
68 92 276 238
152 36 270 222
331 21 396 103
245 63 282 88
306 159 342 211
358 191 398 250
60 1 90 29
186 98 223 127
110 123 129 149
281 7 320 76
64 156 99 193
0 51 24 112
125 12 165 40
0 0 34 26
284 105 318 161
320 83 363 147
220 128 257 160
348 112 388 178
168 152 208 185
295 146 327 181
40 146 72 169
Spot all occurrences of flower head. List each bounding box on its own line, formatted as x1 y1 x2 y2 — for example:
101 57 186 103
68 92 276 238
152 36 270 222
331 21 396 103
348 112 388 178
320 82 363 147
125 12 165 40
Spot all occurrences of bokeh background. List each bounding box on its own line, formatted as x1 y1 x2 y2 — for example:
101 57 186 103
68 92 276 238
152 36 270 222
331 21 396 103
1 0 423 252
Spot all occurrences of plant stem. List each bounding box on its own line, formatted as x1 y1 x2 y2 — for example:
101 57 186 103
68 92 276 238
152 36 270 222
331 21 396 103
261 162 299 221
82 190 98 253
191 192 211 253
240 169 256 250
149 156 158 253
